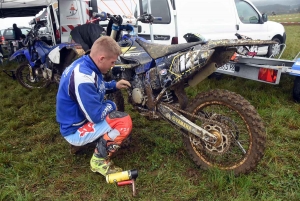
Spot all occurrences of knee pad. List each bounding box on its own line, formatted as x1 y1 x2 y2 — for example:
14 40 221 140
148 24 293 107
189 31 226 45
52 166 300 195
96 134 112 158
96 133 121 158
106 111 132 136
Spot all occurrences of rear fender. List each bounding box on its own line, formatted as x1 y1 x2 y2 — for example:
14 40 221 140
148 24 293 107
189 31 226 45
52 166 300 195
48 43 79 64
184 33 207 43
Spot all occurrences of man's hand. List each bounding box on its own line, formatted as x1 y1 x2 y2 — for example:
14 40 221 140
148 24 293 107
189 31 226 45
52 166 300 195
116 80 131 89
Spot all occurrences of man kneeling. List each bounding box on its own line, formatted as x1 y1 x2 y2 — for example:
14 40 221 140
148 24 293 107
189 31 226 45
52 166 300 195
56 36 132 176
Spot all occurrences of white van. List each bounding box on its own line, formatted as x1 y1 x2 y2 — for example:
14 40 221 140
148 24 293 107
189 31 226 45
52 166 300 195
135 0 286 57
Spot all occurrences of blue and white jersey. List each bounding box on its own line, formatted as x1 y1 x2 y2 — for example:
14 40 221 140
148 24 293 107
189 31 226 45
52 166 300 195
56 55 117 136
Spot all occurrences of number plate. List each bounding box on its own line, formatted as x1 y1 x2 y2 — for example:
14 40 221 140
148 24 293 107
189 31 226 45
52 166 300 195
218 63 235 73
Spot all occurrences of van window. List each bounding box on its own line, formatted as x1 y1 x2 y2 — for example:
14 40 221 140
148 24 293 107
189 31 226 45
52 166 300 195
170 0 176 10
235 0 260 24
21 29 30 35
139 0 171 24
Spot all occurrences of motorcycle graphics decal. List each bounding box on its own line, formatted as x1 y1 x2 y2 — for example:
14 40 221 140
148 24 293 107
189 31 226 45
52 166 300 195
166 49 215 84
121 46 136 54
163 109 193 132
170 113 192 131
78 122 95 137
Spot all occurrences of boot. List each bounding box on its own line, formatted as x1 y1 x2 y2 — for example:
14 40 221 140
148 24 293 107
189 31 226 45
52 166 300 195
90 154 122 176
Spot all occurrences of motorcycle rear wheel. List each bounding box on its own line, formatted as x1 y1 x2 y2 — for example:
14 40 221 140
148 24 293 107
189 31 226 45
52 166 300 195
183 89 266 175
16 63 51 89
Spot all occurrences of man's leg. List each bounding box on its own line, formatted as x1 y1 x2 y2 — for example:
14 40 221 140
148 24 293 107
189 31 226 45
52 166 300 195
91 111 132 176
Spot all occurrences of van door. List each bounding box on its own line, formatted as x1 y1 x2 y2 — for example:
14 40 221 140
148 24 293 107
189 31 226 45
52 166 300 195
137 0 176 44
47 3 60 45
175 0 238 43
234 0 270 55
235 0 269 40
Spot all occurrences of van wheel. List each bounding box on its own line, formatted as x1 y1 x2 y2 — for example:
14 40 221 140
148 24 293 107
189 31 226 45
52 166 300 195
267 37 282 58
293 76 300 103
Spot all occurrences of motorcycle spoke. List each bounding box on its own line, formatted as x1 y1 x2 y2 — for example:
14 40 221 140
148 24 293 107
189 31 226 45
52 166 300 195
234 140 247 154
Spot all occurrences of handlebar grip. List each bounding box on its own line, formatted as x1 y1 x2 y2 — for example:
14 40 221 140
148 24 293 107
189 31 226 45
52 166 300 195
92 12 107 20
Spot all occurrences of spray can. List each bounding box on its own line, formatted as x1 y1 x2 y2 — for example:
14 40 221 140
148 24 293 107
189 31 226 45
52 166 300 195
106 169 138 183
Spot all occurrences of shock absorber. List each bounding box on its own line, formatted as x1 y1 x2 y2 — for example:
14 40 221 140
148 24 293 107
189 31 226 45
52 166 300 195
162 90 173 103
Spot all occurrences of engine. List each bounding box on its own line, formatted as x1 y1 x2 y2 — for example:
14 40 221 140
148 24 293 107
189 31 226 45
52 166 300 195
131 74 147 105
35 63 52 79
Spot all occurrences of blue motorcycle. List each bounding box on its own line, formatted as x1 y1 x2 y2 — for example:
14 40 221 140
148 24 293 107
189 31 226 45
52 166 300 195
9 20 78 89
74 12 276 175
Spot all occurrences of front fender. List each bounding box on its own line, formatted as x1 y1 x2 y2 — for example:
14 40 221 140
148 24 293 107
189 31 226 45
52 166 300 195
9 47 36 67
9 47 27 61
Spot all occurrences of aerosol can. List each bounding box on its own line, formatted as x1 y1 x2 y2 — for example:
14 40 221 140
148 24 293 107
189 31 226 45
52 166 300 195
106 169 138 196
106 169 138 183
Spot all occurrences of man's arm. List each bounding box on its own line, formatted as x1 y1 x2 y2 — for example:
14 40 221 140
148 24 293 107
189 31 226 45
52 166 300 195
69 70 116 123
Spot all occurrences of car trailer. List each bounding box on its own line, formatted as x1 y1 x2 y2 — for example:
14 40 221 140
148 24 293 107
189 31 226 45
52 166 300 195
216 52 300 102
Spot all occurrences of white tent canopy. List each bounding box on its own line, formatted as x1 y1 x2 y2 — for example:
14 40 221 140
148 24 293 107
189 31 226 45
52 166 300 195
0 0 57 18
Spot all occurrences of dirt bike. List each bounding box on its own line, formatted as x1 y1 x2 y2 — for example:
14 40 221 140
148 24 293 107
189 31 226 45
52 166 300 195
9 19 78 89
82 12 275 175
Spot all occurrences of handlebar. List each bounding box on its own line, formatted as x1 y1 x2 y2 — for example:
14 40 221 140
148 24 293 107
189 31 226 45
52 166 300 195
92 12 108 21
92 12 162 24
137 13 162 24
21 24 42 47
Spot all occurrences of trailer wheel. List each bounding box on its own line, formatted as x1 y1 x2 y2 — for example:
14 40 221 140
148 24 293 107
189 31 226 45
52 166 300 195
293 76 300 102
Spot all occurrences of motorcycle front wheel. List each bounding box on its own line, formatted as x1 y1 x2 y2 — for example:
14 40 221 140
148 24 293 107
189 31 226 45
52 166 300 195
16 64 51 89
183 89 266 175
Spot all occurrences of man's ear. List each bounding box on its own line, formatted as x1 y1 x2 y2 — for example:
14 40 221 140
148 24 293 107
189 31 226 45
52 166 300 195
98 56 105 63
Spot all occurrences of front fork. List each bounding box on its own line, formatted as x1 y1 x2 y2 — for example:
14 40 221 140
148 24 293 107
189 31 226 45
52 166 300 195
28 65 35 82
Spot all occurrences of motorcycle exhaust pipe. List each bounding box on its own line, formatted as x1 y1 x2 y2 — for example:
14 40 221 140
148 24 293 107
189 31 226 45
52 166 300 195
188 62 217 87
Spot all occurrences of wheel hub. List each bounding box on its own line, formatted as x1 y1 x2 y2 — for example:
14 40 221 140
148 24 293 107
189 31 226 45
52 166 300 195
190 122 231 156
272 44 281 56
210 130 222 147
26 74 37 83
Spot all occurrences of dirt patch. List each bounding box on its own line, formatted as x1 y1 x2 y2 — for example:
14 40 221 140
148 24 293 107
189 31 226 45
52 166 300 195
280 22 300 26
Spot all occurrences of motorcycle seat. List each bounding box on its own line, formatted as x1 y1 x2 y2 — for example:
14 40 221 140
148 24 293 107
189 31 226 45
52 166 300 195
135 38 206 60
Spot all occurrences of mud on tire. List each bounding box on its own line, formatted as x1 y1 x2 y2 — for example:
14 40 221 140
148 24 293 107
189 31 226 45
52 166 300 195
183 89 266 175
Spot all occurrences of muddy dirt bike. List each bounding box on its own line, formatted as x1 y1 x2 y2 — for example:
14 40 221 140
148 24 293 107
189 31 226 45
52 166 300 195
86 12 275 175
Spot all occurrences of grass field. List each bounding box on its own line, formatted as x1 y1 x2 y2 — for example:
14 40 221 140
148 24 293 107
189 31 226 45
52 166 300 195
280 26 300 60
269 13 300 23
0 26 300 201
